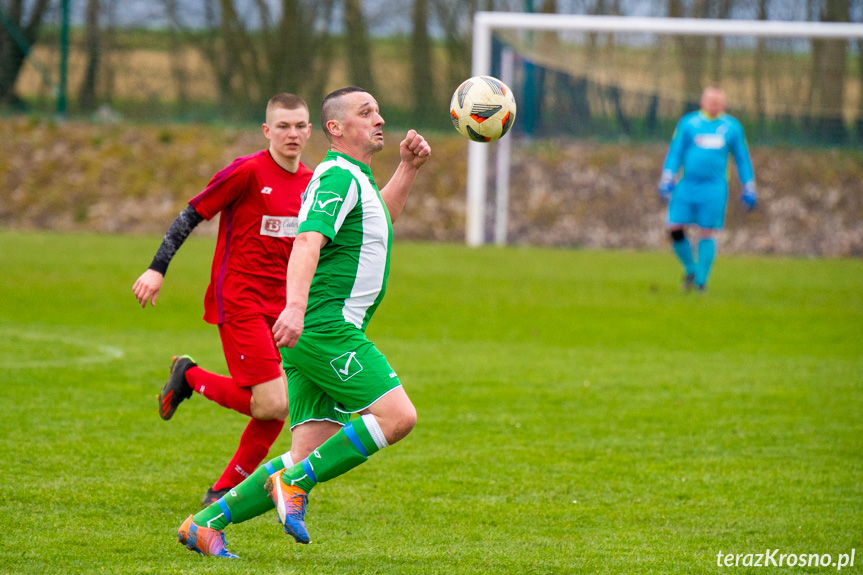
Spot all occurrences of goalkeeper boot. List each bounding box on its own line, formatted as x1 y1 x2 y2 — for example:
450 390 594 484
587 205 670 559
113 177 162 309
265 470 310 544
159 355 196 421
682 273 696 292
177 515 239 558
201 486 231 508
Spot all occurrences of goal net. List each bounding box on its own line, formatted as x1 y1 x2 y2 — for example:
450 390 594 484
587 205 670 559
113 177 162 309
466 13 863 251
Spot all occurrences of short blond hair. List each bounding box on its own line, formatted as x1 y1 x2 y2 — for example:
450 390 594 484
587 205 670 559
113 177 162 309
266 93 308 121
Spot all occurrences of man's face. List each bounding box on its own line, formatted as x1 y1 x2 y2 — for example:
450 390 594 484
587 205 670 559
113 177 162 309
264 106 312 160
701 89 726 118
338 92 385 155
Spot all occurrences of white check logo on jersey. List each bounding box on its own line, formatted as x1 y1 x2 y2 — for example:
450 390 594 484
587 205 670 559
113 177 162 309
330 351 363 381
312 191 343 216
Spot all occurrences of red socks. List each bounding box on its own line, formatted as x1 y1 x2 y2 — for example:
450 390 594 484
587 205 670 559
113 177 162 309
185 366 252 417
185 366 285 490
212 418 285 490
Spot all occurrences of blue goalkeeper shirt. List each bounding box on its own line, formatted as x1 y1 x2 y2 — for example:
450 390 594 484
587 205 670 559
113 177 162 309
662 111 754 193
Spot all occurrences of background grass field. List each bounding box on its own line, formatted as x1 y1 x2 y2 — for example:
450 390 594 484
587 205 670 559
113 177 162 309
0 229 861 574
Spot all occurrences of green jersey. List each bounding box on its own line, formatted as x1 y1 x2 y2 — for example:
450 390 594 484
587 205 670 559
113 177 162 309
297 151 393 331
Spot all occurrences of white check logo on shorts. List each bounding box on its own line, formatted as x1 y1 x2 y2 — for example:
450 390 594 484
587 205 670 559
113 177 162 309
330 351 363 381
312 191 343 216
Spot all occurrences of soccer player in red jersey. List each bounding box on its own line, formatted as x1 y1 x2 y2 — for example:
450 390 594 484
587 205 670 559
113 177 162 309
132 93 313 506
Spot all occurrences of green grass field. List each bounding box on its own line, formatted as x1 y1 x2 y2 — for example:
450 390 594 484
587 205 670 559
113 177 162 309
0 229 861 574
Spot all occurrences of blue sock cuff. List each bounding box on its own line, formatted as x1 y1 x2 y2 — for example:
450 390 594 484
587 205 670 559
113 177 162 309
342 422 369 457
264 461 275 475
301 458 318 484
217 497 232 523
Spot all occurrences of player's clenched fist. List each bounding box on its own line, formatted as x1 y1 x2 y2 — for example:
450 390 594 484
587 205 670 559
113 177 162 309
400 130 431 168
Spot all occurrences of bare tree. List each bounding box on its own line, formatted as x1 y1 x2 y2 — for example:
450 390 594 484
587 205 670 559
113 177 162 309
709 0 733 83
0 0 53 108
669 0 709 113
810 0 850 143
163 0 189 114
753 0 769 136
853 0 863 131
164 0 337 117
432 0 475 92
857 37 863 141
78 0 100 112
411 0 435 119
587 0 606 49
344 0 375 92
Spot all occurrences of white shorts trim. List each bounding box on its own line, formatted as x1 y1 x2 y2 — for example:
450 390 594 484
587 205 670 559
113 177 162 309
288 417 346 432
333 384 403 415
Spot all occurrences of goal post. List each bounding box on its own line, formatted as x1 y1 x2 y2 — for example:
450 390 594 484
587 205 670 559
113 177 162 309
466 12 863 247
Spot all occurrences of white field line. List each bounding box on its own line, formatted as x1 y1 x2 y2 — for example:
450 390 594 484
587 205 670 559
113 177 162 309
0 326 125 369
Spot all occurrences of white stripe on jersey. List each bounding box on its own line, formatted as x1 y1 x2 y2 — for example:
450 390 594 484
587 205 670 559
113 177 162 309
329 157 389 328
335 179 359 232
300 155 389 329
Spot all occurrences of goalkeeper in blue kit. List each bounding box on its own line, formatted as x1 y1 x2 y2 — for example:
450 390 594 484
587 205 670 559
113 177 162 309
658 86 757 291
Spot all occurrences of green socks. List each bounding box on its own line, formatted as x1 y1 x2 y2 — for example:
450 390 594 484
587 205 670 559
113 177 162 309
189 415 390 532
192 452 293 531
287 414 388 493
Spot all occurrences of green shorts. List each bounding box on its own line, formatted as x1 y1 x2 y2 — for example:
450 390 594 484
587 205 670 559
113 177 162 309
281 322 401 429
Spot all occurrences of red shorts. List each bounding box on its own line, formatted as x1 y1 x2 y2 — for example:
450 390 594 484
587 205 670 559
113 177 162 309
218 314 283 387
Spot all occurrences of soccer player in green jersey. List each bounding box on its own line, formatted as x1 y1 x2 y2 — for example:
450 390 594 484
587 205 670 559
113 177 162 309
175 86 431 557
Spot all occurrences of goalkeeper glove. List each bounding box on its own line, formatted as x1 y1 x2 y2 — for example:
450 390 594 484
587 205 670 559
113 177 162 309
741 182 757 211
657 170 675 203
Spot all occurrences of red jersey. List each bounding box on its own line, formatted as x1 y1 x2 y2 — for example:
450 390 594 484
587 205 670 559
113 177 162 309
189 150 313 324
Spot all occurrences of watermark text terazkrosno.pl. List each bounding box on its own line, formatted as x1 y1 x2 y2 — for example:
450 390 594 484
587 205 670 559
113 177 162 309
716 549 855 570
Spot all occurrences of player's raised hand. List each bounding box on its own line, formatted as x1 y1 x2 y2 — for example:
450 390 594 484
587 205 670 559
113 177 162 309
400 130 431 169
272 305 305 348
132 269 164 308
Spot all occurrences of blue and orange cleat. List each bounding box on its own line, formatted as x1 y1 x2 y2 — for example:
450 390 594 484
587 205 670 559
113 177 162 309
177 515 239 558
159 355 196 420
264 470 310 544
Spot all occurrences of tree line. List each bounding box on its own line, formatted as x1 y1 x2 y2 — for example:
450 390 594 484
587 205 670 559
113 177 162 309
0 0 861 141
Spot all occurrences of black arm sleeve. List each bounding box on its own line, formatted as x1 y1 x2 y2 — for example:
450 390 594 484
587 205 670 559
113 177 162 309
148 205 205 276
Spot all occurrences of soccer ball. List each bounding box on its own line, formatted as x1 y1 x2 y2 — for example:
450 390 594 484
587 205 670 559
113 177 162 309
449 76 517 142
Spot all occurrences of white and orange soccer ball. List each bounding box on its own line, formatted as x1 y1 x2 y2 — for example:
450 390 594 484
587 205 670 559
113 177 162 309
449 75 517 142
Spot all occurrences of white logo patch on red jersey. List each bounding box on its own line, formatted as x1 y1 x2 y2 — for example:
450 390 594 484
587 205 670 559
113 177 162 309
261 186 273 194
260 216 298 238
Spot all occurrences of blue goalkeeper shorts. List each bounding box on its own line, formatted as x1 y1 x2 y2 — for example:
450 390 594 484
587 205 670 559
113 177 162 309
667 181 728 229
